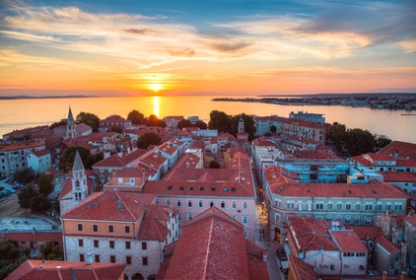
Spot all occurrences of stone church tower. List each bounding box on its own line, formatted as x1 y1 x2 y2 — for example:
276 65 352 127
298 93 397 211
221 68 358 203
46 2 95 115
238 117 245 133
66 106 77 140
72 150 88 206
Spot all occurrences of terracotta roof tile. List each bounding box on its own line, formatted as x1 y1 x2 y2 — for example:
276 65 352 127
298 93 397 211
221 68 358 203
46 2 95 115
138 204 173 241
375 235 399 254
61 192 156 221
289 255 320 280
330 230 368 252
380 172 416 182
32 149 50 157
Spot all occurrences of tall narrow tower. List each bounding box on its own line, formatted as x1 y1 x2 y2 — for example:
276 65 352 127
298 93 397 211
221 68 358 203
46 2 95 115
66 106 77 140
238 117 245 133
72 150 87 206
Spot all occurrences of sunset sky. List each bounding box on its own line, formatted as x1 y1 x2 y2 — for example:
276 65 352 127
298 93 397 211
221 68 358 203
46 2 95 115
1 0 415 96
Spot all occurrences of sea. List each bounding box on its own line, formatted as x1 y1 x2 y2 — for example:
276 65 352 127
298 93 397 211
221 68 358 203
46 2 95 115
0 95 415 143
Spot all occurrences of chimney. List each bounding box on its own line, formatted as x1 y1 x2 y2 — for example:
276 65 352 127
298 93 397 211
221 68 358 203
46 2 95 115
401 271 406 280
382 271 387 280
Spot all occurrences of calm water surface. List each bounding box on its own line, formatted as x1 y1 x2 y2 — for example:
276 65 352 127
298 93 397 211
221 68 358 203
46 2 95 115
0 96 415 143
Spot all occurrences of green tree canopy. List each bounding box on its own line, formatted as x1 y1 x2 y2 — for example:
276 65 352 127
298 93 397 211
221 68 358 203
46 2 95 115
49 120 66 130
18 183 38 209
14 168 35 184
109 125 123 134
30 194 51 213
137 132 161 149
345 128 375 156
127 110 146 124
208 110 232 133
374 134 392 149
38 174 54 196
59 145 91 172
145 114 166 127
195 120 208 130
177 119 193 129
231 113 255 140
329 122 347 154
75 112 100 132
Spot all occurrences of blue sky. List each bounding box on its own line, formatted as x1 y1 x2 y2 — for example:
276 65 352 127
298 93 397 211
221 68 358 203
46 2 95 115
0 0 415 95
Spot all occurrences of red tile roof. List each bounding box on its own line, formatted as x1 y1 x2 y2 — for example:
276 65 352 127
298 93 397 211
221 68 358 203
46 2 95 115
138 204 173 241
330 230 368 252
380 172 416 182
32 149 50 157
61 192 156 221
158 207 268 280
345 226 383 241
375 235 399 254
0 141 45 151
5 260 125 280
289 255 320 280
379 141 416 161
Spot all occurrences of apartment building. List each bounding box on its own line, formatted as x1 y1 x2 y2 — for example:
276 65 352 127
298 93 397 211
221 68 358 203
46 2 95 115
61 191 178 280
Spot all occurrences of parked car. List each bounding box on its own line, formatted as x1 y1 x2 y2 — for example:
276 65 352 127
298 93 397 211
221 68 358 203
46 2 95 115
0 191 8 197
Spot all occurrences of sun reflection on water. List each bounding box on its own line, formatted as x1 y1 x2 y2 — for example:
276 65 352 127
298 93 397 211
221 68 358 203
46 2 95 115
153 96 159 117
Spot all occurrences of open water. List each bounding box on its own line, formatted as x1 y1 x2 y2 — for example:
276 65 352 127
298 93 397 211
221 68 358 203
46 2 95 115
0 95 415 143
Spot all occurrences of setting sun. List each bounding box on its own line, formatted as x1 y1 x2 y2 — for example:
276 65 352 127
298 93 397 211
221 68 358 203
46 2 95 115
149 84 163 92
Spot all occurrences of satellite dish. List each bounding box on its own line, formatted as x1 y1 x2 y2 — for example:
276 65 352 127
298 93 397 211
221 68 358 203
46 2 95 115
332 221 336 226
335 221 340 226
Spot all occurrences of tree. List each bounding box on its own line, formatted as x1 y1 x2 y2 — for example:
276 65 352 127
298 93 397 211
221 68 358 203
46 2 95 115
14 168 35 184
109 125 123 134
127 110 146 124
374 134 392 149
329 122 347 154
137 132 161 149
30 194 51 213
270 125 277 133
344 128 375 156
75 112 100 132
177 119 193 129
38 174 54 196
208 110 232 133
230 113 255 140
145 114 166 127
17 183 38 209
49 120 66 130
195 120 208 130
59 146 91 172
209 160 221 168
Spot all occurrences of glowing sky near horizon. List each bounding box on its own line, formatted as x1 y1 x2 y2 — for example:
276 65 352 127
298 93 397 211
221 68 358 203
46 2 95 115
0 0 415 96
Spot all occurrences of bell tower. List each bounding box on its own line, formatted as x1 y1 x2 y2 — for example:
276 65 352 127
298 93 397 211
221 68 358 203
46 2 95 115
66 106 77 139
72 150 87 206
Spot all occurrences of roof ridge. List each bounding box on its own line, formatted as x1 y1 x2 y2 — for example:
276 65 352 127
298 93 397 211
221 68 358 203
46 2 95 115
202 218 215 280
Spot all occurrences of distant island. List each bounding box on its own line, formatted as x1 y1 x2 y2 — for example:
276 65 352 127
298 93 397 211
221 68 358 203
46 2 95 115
213 93 416 111
0 95 98 100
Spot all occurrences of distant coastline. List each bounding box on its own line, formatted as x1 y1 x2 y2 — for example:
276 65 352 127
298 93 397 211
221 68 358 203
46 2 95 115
0 95 98 100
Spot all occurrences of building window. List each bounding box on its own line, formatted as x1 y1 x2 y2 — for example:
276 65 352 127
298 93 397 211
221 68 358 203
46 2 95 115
376 203 382 211
354 216 360 225
199 200 203 208
110 256 116 263
316 203 323 210
327 202 333 210
242 216 248 226
126 241 131 250
209 201 214 207
395 203 402 211
386 203 391 210
232 201 237 209
94 240 99 248
188 200 192 207
143 257 148 266
109 241 114 249
142 242 147 250
108 225 114 233
125 225 130 233
177 200 182 207
355 203 361 211
365 216 372 225
126 256 132 265
156 198 160 204
77 224 83 232
220 201 225 208
244 231 249 238
365 204 372 210
243 201 248 209
232 215 237 220
166 199 171 204
178 213 182 223
337 202 342 210
78 239 83 247
275 213 281 222
345 216 351 225
80 254 85 262
346 203 351 210
287 201 294 209
187 213 193 221
93 224 98 232
95 255 100 262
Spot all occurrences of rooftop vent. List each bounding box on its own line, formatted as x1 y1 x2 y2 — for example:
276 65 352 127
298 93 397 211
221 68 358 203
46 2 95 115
199 187 204 191
167 186 172 190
